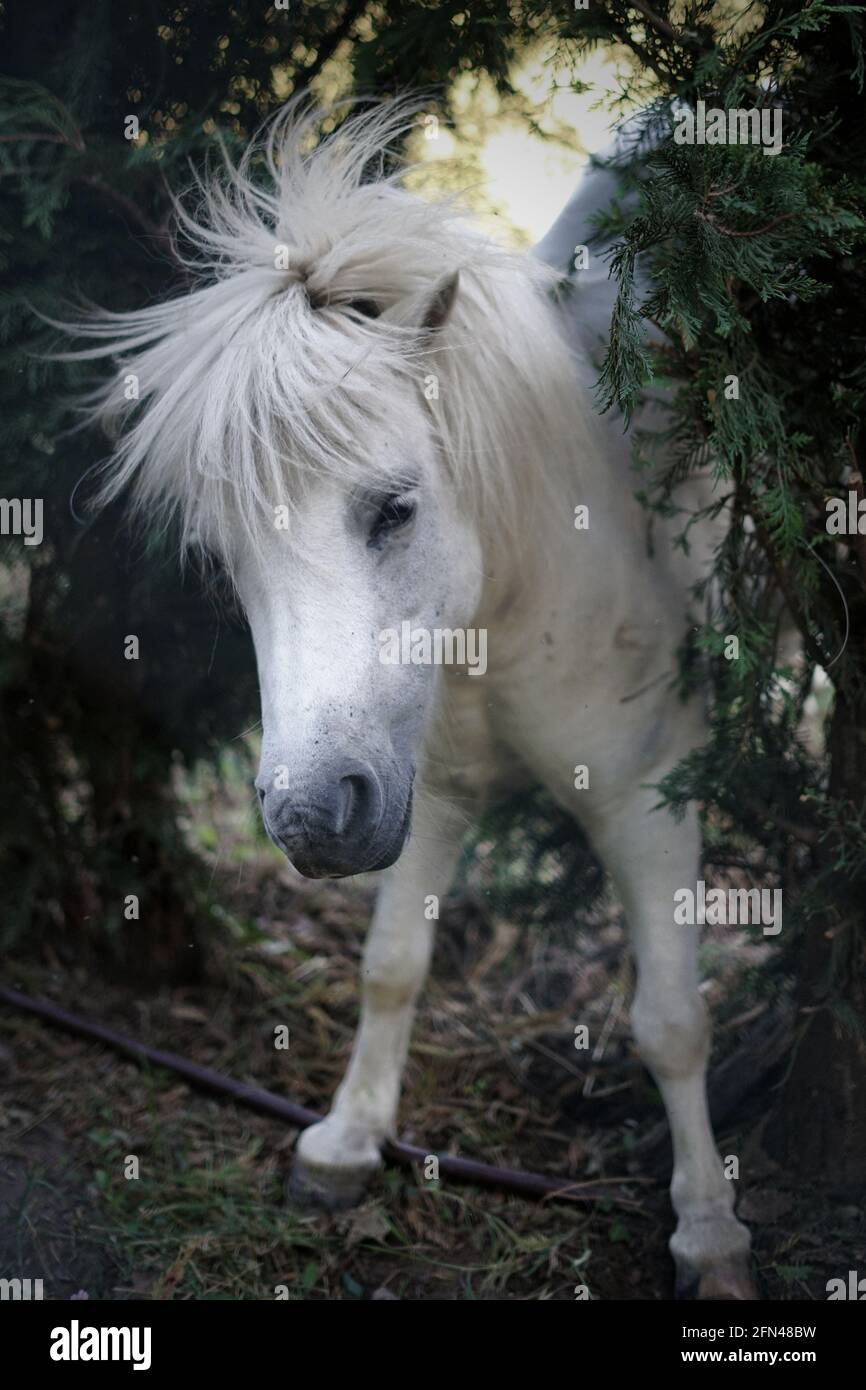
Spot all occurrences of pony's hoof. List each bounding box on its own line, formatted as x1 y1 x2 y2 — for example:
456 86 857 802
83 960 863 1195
288 1155 378 1211
676 1258 758 1301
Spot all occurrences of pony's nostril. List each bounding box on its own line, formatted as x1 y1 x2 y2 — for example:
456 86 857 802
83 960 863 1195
336 774 366 836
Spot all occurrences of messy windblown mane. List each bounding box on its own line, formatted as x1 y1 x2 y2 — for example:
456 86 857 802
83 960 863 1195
61 97 598 576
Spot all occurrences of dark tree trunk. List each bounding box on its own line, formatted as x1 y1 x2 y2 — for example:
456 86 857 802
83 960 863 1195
769 681 866 1185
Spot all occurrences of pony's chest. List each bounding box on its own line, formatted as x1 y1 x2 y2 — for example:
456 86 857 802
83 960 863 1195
425 670 527 803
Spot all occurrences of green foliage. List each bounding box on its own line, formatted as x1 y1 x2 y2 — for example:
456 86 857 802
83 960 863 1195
582 1 866 1004
0 3 284 968
456 787 607 929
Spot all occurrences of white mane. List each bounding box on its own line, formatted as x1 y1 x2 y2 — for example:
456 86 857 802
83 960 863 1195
63 98 597 575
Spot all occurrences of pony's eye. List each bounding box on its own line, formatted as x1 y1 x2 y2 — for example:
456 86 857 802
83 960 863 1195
347 298 381 320
368 491 417 547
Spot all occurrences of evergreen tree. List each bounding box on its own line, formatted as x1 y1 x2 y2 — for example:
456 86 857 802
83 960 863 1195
566 0 866 1183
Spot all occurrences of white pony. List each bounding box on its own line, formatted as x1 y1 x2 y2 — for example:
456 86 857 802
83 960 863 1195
71 100 753 1299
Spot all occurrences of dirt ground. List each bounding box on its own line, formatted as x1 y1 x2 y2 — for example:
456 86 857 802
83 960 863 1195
2 792 864 1301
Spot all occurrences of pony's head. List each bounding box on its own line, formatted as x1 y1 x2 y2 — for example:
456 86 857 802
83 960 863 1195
236 281 483 877
66 99 585 877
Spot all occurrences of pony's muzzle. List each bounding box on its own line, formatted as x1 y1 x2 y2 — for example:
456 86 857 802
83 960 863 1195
257 760 408 878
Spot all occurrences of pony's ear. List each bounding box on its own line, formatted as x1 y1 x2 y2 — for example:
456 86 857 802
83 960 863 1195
383 270 459 333
418 269 459 332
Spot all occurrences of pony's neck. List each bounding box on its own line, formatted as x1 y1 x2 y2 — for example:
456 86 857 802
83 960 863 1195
433 259 612 625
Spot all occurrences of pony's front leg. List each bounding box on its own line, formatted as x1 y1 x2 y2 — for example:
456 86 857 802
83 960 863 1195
290 788 466 1208
588 777 755 1300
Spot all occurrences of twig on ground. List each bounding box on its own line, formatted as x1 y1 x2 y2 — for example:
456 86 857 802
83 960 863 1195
0 985 640 1209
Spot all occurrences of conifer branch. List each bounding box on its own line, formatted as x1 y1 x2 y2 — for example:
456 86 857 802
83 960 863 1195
72 174 189 279
629 2 689 46
696 208 802 238
300 0 369 90
0 130 84 149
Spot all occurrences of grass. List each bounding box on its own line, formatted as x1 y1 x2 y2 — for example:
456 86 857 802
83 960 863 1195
1 759 864 1300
